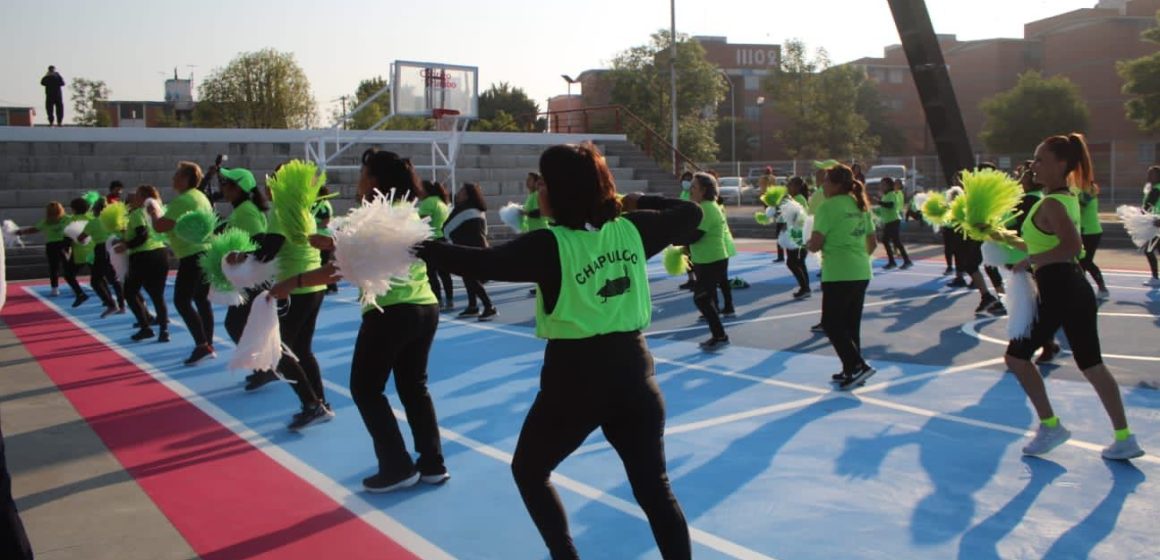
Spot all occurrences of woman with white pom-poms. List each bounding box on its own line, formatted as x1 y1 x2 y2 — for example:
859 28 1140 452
268 149 448 493
117 185 171 344
443 182 497 321
416 143 699 558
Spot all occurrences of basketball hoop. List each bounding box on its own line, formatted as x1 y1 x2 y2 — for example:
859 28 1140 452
433 108 461 131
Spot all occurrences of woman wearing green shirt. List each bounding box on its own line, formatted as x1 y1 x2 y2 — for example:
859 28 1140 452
784 177 812 298
82 198 126 317
311 187 337 294
687 172 732 351
16 202 69 297
876 177 913 270
418 180 454 309
1075 182 1109 298
61 198 97 309
807 164 877 390
117 185 170 343
1004 133 1143 461
270 149 447 492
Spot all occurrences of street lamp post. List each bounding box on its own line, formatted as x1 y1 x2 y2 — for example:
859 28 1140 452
756 96 766 163
718 69 737 178
670 0 679 175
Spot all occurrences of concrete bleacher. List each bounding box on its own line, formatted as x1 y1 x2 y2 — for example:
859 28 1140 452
0 127 680 279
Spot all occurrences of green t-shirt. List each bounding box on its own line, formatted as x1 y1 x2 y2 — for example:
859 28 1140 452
126 207 167 255
418 196 450 240
228 200 267 237
792 194 808 208
814 195 874 282
362 261 439 314
877 190 903 223
522 192 548 232
83 213 110 244
535 219 651 339
267 209 324 295
1077 191 1103 235
35 217 67 243
70 214 95 264
807 191 827 216
164 188 213 258
690 201 730 264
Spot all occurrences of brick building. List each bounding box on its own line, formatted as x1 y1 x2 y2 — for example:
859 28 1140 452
0 107 35 127
99 76 195 128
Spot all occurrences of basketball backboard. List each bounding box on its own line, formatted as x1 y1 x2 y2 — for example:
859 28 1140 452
392 61 479 119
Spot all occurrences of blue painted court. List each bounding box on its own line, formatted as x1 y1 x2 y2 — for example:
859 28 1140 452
22 248 1160 559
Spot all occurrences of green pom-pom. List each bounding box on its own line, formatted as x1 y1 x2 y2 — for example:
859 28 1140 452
174 209 218 246
99 201 128 233
761 186 788 208
921 192 950 226
663 245 689 276
754 211 771 225
949 194 967 226
268 159 325 245
82 191 102 207
199 228 258 293
812 159 840 170
955 169 1025 241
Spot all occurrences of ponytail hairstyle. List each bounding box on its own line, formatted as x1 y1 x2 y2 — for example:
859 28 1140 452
538 142 623 229
1042 132 1095 192
825 164 870 212
423 180 451 204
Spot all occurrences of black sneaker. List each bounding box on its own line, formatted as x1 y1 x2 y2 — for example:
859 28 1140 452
699 336 730 351
883 262 897 270
478 307 498 322
900 261 914 270
831 371 850 382
943 267 954 276
987 300 1008 316
721 307 736 317
793 289 812 300
100 306 118 318
810 322 825 333
157 330 170 343
678 281 695 291
527 288 537 298
419 466 451 485
947 277 967 288
457 307 480 318
287 403 335 432
975 294 998 316
131 327 155 342
838 365 877 390
244 370 280 392
71 293 90 308
363 470 420 493
133 313 156 329
183 345 217 367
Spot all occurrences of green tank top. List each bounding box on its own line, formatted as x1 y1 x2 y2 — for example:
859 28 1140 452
361 261 438 314
690 201 730 264
534 219 651 340
1022 192 1081 258
1077 190 1103 234
228 200 267 236
126 207 167 255
418 196 450 240
523 192 548 232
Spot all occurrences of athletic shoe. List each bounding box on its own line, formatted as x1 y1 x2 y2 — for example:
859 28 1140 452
883 262 897 270
987 300 1008 317
71 293 90 308
115 307 127 315
721 307 736 317
792 289 812 300
457 307 480 318
363 470 420 493
527 288 537 298
183 345 217 367
244 370 279 392
1036 342 1061 364
729 278 750 289
810 322 825 333
419 466 451 485
130 327 155 342
975 294 999 316
1101 435 1145 461
838 365 876 390
901 261 914 270
287 403 335 432
677 281 695 291
831 371 848 382
699 336 730 351
50 287 60 297
1144 277 1160 287
773 258 785 263
100 306 118 319
1022 423 1071 456
942 267 953 276
1097 288 1110 301
478 307 498 322
947 277 967 288
157 331 170 343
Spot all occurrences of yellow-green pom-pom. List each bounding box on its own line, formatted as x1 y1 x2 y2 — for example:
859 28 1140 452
174 209 218 246
956 168 1025 241
199 228 258 293
99 201 128 233
268 159 326 244
920 192 950 226
663 245 689 276
754 211 771 226
761 186 788 208
949 194 967 227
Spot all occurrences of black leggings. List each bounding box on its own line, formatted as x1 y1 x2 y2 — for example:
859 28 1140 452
984 266 1004 293
1078 233 1107 290
511 332 690 560
1006 263 1103 370
277 291 325 407
785 248 810 292
60 258 86 297
350 303 443 476
46 95 63 125
45 240 70 289
941 228 957 271
692 259 730 339
125 249 169 331
1147 243 1160 279
773 223 786 260
955 236 982 275
424 239 454 304
821 280 870 373
92 243 123 308
173 254 214 347
463 277 492 309
881 221 910 264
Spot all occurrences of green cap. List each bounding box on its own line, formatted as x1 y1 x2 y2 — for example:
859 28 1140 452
219 167 257 193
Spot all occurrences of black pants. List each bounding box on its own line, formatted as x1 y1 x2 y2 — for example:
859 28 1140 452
1007 263 1103 370
125 249 169 331
224 289 259 345
1147 244 1159 279
93 243 125 308
881 221 910 265
424 240 454 304
463 277 492 309
0 424 33 560
320 249 338 292
511 332 690 560
45 240 70 289
773 223 786 260
173 254 214 347
941 228 957 272
692 259 729 339
60 258 85 298
350 303 443 476
1078 233 1107 290
984 265 1004 292
277 291 325 407
785 248 810 292
45 95 63 125
822 280 870 373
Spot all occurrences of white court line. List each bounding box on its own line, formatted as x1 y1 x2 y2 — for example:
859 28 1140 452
318 379 777 560
962 319 1160 363
444 318 1160 465
22 288 456 560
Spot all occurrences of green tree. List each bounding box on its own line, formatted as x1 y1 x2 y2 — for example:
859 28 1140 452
1117 11 1160 132
70 78 110 127
332 76 430 131
815 65 877 161
856 80 907 155
195 49 316 128
608 30 727 169
714 117 753 163
474 110 521 132
980 70 1089 154
478 82 540 130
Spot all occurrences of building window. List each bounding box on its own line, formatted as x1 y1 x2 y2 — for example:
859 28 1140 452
1138 142 1157 164
744 75 760 91
870 69 885 83
744 105 760 121
888 69 905 84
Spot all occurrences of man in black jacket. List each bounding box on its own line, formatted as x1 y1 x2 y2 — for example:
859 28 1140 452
40 66 65 126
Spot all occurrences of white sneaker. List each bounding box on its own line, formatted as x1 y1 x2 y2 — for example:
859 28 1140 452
1101 435 1145 461
1023 423 1071 456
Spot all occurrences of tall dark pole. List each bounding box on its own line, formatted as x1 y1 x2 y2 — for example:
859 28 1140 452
887 0 974 185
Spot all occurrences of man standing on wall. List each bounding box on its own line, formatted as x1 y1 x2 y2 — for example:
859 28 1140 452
40 66 65 127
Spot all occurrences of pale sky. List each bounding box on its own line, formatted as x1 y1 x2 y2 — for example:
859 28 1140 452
0 0 1097 125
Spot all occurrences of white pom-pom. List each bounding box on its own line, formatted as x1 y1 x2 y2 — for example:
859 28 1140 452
2 220 22 248
107 238 129 283
333 190 432 309
209 286 246 307
778 230 799 250
222 253 276 291
946 186 964 201
1006 270 1039 341
981 241 1007 269
806 251 822 270
499 202 524 232
912 192 929 211
802 215 814 242
230 292 287 375
64 220 88 242
1116 205 1160 250
144 197 162 218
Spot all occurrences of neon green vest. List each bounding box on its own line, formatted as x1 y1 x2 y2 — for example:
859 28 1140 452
1022 193 1081 258
999 191 1042 265
362 261 439 314
534 219 651 339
